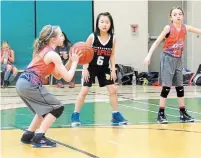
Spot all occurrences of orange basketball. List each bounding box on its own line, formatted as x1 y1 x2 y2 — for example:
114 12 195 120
70 42 94 65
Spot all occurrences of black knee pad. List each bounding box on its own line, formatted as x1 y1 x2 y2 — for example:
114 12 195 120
50 106 64 118
175 86 184 97
160 86 171 98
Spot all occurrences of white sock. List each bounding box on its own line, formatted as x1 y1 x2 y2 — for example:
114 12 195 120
35 129 45 134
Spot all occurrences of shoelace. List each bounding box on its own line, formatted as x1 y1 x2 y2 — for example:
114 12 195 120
41 136 54 144
183 112 191 118
159 113 167 119
115 113 124 120
74 113 80 121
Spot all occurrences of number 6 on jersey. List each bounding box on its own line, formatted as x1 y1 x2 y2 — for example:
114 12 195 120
97 56 104 65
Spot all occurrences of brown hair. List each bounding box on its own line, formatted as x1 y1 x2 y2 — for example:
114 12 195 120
33 25 59 56
169 6 184 22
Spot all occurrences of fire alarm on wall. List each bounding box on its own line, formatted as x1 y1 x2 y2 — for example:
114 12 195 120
130 24 138 35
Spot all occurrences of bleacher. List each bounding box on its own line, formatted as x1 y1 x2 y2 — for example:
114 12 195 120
1 69 83 87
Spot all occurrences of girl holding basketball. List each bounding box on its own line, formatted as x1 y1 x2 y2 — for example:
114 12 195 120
71 12 127 126
143 7 201 124
16 25 81 147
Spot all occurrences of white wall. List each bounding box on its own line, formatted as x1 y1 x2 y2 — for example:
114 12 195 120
186 1 201 72
94 0 148 72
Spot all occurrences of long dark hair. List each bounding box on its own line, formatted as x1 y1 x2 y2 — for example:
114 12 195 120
94 12 114 36
62 32 72 52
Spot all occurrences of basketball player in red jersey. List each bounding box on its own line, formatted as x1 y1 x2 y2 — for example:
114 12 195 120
144 7 201 124
16 25 81 147
71 12 128 127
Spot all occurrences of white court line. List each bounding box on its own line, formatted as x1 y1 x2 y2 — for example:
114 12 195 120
117 95 201 115
90 91 201 115
120 102 201 123
116 102 201 122
139 119 201 124
117 103 180 118
103 99 180 118
108 140 120 146
1 126 14 130
59 123 111 128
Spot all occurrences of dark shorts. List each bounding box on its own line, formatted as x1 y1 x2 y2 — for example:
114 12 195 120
83 67 114 87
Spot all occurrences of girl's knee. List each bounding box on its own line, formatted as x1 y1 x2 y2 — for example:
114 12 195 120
109 85 117 95
6 65 12 71
12 67 18 75
80 87 89 96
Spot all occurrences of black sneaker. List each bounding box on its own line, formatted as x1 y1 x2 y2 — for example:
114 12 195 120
21 131 34 144
180 110 194 123
157 112 168 124
2 80 9 88
32 134 56 148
